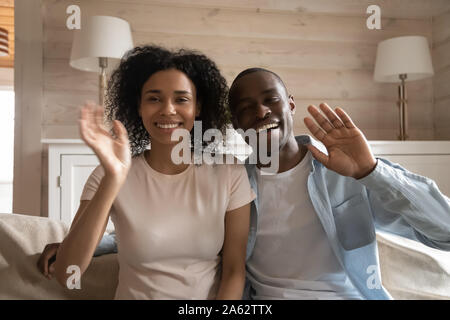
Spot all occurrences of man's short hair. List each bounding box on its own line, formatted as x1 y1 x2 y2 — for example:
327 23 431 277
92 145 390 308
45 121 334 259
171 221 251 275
229 68 289 109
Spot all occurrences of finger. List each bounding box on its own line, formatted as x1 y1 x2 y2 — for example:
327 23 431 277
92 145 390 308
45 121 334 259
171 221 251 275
85 102 100 133
304 117 327 141
113 120 129 145
319 103 344 129
49 262 55 275
79 118 96 145
306 144 329 166
40 253 49 276
94 105 106 129
80 103 96 134
36 256 46 276
335 107 356 129
307 105 334 133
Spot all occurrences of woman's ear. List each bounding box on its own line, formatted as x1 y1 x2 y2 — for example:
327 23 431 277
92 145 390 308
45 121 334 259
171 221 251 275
137 97 142 117
196 102 201 117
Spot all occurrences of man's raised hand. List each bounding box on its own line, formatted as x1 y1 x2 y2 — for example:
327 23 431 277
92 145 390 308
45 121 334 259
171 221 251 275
303 103 377 179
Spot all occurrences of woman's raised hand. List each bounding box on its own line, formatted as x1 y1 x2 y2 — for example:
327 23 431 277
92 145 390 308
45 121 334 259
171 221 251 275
79 102 132 182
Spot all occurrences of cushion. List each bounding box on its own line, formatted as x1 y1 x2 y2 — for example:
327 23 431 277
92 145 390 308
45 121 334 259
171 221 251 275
0 213 118 299
377 231 450 299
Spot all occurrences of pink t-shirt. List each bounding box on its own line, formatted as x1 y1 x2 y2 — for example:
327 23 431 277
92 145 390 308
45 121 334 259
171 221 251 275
80 153 256 300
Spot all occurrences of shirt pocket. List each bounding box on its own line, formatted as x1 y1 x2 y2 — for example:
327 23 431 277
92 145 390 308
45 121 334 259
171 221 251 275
332 193 376 251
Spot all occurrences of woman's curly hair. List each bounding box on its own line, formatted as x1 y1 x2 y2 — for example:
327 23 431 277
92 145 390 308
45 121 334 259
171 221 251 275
105 45 231 156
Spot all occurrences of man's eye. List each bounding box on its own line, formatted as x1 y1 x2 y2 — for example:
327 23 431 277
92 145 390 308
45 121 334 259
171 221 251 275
266 97 280 103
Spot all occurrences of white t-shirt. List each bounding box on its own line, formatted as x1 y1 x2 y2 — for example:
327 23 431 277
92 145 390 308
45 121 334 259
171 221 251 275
246 151 362 300
80 153 256 300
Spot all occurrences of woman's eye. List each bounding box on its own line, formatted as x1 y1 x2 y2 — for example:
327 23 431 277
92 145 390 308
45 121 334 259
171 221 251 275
176 97 189 103
147 96 160 102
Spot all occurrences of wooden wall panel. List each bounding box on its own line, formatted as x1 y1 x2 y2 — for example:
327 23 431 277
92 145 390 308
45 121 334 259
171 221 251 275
103 0 450 19
433 9 450 140
42 0 439 142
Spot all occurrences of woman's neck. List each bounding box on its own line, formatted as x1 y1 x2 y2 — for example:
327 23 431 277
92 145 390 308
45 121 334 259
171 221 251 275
144 142 190 175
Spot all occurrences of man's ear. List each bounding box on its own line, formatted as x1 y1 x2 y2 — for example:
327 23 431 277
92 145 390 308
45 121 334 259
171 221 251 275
231 114 239 130
289 94 296 115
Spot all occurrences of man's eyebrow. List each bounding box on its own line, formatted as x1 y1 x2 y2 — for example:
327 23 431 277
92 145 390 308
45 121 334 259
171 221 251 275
261 88 278 94
235 88 279 104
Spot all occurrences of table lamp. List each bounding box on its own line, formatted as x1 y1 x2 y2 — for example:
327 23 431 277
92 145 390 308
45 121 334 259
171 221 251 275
374 36 434 140
70 16 133 106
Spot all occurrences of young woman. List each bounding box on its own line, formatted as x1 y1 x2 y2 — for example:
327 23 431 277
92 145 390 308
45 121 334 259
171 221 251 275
51 45 256 299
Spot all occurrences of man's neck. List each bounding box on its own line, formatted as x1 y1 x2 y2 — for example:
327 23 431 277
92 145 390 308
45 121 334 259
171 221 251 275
257 135 307 174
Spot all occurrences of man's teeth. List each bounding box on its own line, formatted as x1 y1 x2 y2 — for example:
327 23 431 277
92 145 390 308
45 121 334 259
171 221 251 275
157 123 180 129
257 123 278 133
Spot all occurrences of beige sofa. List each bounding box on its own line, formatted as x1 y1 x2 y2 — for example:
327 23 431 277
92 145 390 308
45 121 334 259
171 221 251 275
0 212 449 300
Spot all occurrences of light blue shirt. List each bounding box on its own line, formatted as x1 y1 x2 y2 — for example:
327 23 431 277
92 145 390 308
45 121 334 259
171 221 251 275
243 135 450 300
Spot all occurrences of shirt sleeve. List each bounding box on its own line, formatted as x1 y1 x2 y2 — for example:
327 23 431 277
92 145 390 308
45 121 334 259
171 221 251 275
227 164 257 212
80 165 105 201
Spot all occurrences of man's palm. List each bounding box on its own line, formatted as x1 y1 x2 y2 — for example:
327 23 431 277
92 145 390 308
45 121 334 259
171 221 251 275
304 103 376 179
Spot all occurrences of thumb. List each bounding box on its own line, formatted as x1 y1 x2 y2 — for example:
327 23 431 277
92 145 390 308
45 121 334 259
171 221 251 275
306 144 329 166
113 120 129 145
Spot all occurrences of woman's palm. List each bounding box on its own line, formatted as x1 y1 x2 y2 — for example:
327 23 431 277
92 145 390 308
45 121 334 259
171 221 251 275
79 103 131 179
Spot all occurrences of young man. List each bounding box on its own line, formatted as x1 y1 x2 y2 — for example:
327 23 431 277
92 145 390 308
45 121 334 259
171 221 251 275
228 68 450 300
38 68 450 300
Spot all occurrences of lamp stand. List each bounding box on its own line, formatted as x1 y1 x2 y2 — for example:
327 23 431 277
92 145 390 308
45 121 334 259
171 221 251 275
99 57 108 106
397 73 408 141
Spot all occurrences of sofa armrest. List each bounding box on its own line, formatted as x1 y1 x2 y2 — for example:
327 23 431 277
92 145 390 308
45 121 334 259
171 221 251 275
0 213 118 299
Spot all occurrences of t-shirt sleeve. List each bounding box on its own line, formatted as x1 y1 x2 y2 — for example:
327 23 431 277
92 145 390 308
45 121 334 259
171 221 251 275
227 164 257 212
80 165 105 201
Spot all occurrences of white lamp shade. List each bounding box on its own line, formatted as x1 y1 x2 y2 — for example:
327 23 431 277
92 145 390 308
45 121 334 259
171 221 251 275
374 36 434 83
70 16 134 72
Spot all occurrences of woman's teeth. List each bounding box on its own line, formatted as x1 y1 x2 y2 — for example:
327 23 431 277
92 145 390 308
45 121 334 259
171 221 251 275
257 123 279 133
156 123 180 129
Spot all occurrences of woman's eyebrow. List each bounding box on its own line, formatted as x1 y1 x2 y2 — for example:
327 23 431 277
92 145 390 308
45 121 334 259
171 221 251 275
143 89 192 95
143 89 161 94
174 90 192 95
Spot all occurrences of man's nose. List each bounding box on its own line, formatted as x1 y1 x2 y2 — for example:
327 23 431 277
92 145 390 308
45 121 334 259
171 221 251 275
160 100 177 116
256 103 271 119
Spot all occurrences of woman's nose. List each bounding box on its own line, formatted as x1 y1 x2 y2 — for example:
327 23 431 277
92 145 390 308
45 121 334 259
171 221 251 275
160 100 177 116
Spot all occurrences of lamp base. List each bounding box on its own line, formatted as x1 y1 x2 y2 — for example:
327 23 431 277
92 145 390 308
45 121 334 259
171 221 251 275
397 74 408 141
